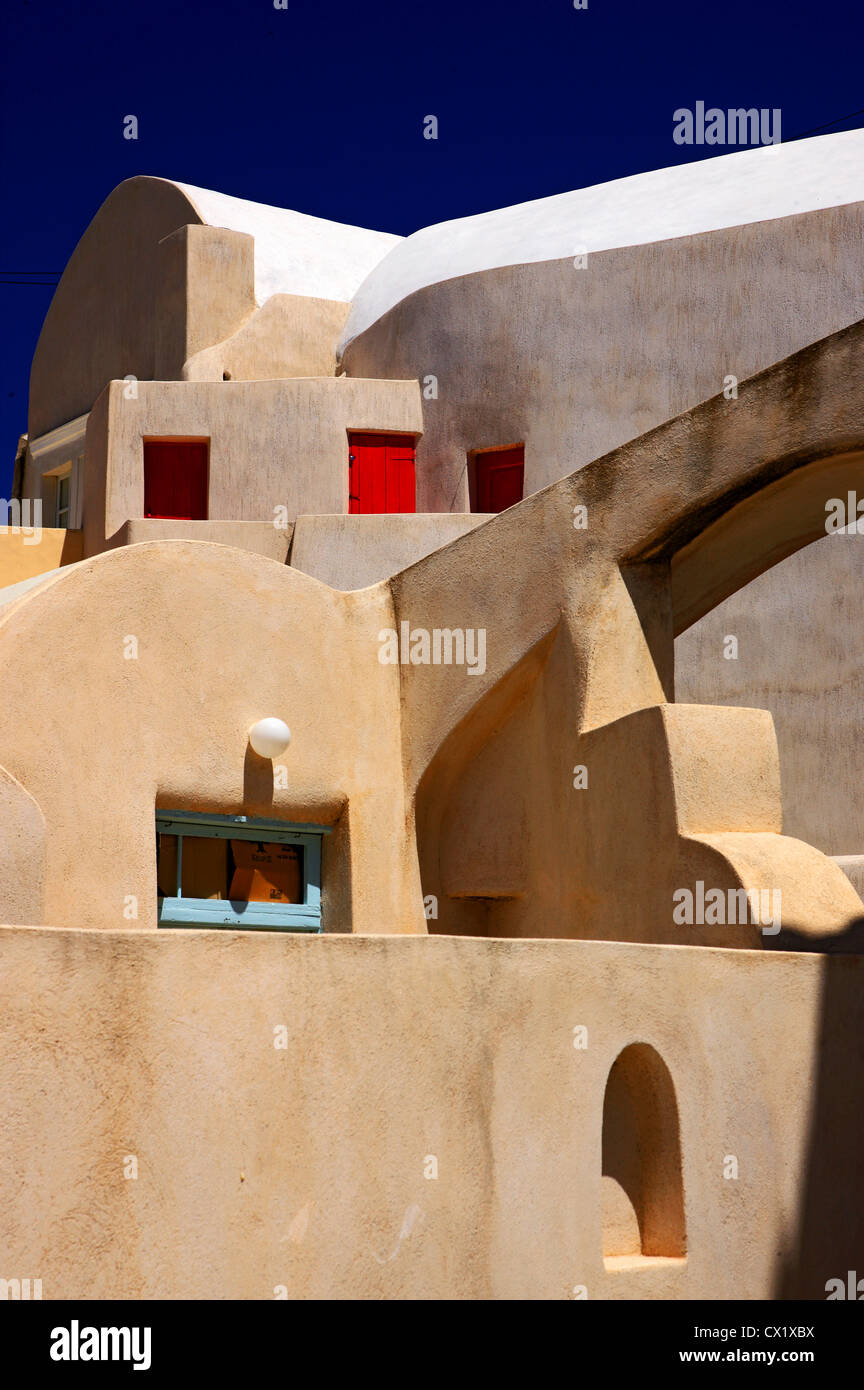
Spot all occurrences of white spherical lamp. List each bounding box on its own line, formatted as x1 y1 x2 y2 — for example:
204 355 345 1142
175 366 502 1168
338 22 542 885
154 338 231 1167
248 717 291 759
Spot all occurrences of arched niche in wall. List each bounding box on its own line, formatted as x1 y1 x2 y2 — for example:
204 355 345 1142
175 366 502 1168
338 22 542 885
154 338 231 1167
601 1042 686 1265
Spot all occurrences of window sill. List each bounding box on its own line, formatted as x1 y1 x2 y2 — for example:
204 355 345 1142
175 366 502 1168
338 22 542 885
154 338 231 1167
603 1255 688 1272
158 897 321 931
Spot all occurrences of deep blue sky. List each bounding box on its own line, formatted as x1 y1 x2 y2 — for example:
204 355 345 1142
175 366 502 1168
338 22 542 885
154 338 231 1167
0 0 860 497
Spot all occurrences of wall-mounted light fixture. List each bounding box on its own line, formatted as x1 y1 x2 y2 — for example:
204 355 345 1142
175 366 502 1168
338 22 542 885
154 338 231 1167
248 717 291 760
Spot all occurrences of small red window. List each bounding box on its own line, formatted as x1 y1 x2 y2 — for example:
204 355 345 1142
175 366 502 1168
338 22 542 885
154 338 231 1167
348 433 416 514
144 440 209 520
472 446 524 513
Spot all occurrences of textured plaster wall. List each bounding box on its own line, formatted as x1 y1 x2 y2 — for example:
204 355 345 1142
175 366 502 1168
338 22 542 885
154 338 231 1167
676 531 864 858
0 929 858 1300
153 224 256 382
0 542 424 935
392 324 864 947
0 774 44 925
28 179 203 438
29 175 400 441
5 323 860 943
290 513 494 590
184 294 351 383
83 376 423 551
343 204 864 511
104 519 292 564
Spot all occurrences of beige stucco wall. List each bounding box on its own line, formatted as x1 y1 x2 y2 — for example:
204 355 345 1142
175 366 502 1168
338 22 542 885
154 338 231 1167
5 321 864 946
0 776 44 925
342 204 864 510
289 513 494 590
83 376 423 552
393 324 864 947
13 157 864 1307
28 179 204 439
28 177 392 444
676 531 864 858
0 928 858 1299
154 224 257 382
184 294 351 383
105 518 292 563
0 542 424 935
156 228 351 383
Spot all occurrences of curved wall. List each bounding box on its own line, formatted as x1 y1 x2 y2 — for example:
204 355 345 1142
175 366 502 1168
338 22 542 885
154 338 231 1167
676 530 864 859
343 205 864 511
0 542 423 935
29 178 203 438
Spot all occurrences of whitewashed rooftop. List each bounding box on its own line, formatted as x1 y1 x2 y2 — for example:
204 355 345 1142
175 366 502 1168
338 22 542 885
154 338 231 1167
169 181 402 306
341 129 864 346
157 131 864 343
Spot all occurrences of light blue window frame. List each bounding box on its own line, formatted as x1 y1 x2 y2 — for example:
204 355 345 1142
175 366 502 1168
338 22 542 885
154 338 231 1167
156 810 329 931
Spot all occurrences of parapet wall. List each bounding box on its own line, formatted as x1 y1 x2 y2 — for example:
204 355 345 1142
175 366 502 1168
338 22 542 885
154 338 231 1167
0 929 858 1300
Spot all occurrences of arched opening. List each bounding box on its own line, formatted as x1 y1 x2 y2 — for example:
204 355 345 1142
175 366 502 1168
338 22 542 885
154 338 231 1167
668 450 864 636
670 450 864 882
601 1043 686 1264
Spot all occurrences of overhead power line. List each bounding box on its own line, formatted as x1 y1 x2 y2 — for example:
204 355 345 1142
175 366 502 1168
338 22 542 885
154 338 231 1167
786 105 864 142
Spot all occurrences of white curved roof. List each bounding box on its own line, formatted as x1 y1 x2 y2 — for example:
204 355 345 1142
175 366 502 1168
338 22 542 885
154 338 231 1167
173 181 402 306
340 129 864 350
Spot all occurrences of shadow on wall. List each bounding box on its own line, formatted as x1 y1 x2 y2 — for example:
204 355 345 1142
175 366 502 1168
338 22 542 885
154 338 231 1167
674 531 864 862
417 629 563 939
774 929 864 1299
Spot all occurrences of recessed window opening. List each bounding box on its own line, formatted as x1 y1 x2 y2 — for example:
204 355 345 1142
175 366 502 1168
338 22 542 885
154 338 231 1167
348 432 416 514
54 472 71 528
143 439 209 520
469 445 524 513
156 810 328 931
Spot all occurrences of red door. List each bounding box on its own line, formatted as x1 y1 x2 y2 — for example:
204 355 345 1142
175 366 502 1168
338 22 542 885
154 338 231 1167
474 446 524 512
348 433 416 514
144 440 209 519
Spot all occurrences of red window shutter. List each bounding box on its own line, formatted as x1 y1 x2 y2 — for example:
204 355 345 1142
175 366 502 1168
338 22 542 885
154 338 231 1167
144 441 208 520
371 441 387 514
388 441 416 513
348 434 416 514
474 446 524 513
348 448 359 514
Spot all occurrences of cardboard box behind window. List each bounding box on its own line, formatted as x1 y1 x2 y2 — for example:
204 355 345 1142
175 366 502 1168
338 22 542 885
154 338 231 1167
229 840 303 903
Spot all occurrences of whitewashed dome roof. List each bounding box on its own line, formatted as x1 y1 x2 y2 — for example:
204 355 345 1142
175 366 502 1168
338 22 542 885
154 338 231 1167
167 180 402 306
339 129 864 350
